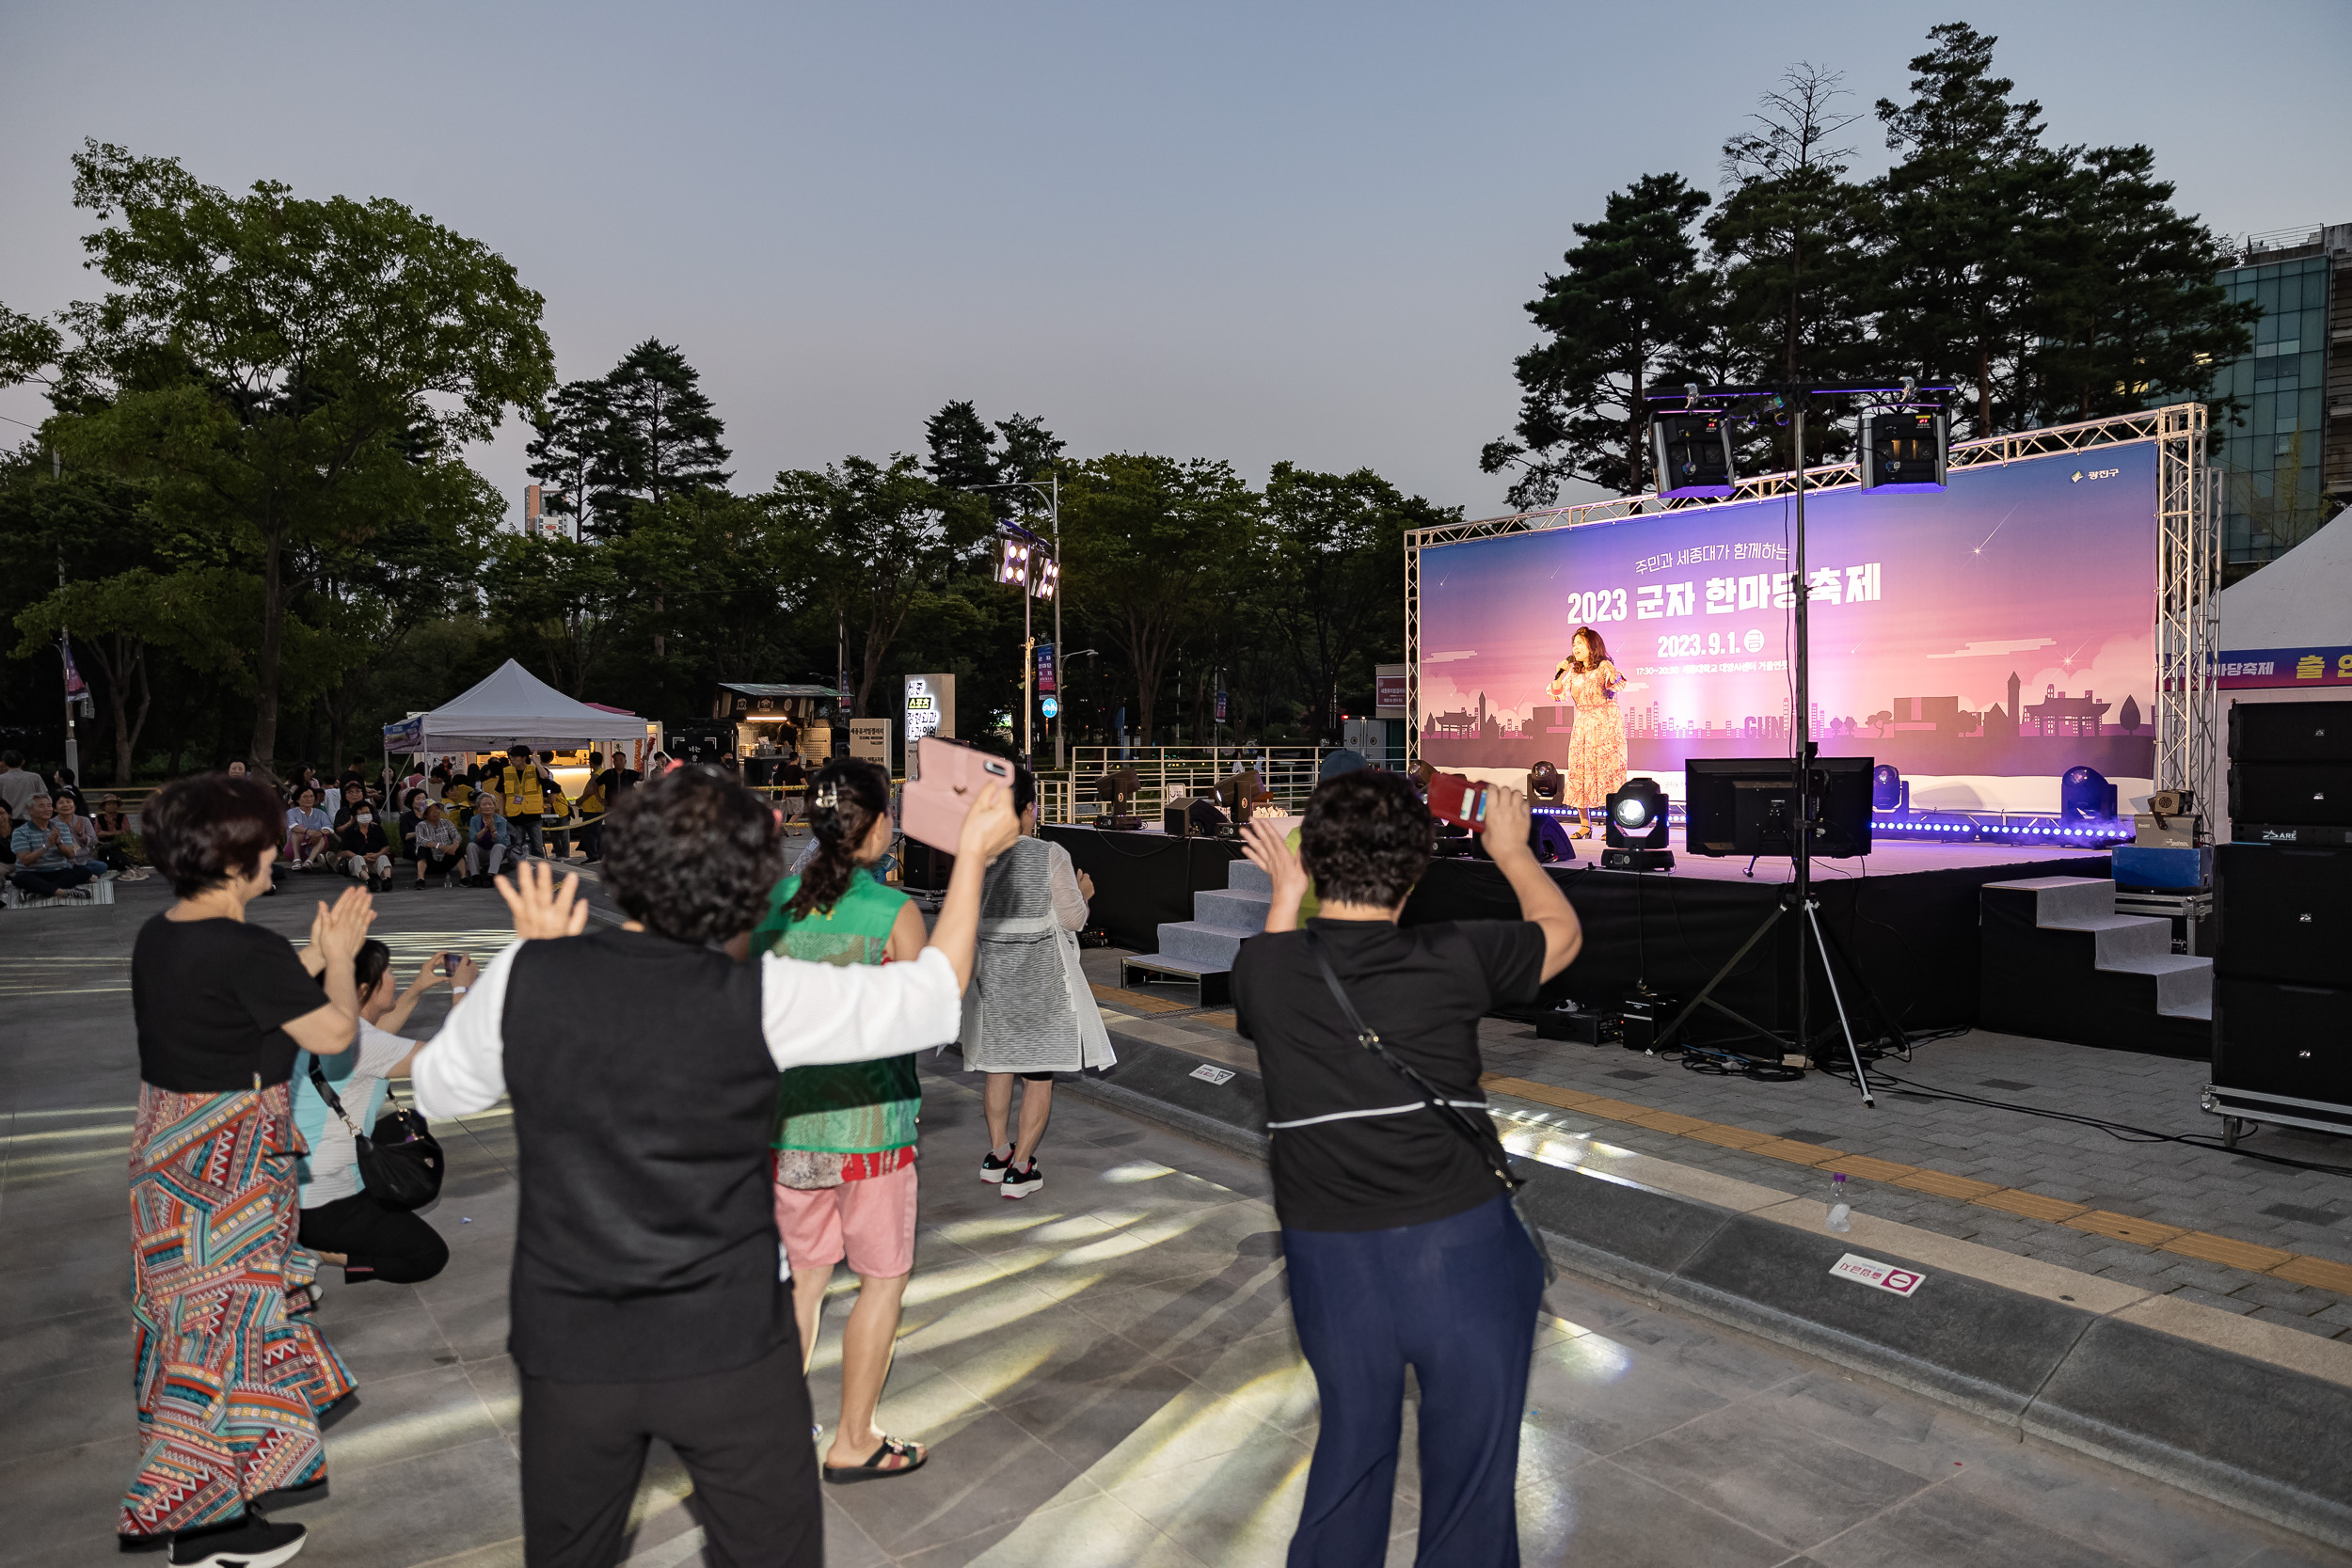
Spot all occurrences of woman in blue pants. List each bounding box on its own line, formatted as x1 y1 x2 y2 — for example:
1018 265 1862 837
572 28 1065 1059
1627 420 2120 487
1232 771 1583 1566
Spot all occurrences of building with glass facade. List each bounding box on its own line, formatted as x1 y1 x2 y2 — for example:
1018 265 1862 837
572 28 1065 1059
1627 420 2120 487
2204 224 2351 572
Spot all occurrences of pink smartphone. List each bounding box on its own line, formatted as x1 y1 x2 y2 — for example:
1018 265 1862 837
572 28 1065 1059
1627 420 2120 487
901 736 1014 852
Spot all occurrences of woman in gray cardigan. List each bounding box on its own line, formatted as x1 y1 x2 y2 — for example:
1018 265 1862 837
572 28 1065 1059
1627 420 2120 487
961 766 1114 1198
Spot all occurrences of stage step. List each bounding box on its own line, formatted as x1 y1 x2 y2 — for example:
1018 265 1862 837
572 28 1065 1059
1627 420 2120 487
1120 848 1272 1004
1979 876 2212 1058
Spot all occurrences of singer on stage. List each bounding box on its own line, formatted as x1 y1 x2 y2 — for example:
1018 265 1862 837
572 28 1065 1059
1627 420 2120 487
1547 626 1628 838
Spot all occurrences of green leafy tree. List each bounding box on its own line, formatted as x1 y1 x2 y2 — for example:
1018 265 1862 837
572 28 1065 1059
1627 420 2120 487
1483 173 1714 506
1060 454 1256 742
772 455 973 718
16 141 551 774
486 531 628 696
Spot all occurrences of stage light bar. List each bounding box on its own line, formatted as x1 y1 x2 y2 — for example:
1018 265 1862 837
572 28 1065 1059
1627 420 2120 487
996 538 1029 586
1859 408 1947 492
1651 413 1738 499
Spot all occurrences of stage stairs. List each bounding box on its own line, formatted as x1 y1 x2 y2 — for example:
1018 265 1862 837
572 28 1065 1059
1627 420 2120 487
1120 856 1270 1007
1979 875 2211 1060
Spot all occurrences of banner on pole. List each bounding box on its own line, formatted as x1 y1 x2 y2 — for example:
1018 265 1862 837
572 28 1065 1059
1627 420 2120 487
60 637 87 699
1036 642 1057 695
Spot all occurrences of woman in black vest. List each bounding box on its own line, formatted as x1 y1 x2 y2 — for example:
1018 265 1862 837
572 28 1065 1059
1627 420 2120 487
412 766 1018 1568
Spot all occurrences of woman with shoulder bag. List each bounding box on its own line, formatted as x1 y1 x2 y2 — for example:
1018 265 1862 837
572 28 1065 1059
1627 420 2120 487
293 939 473 1287
1232 770 1583 1568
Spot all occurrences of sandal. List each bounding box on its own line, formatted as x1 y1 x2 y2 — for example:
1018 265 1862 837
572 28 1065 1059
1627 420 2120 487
1568 828 1592 839
821 1435 928 1484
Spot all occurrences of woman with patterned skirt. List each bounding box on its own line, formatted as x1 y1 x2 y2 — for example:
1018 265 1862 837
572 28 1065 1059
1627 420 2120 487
121 773 378 1568
1547 625 1630 838
751 758 934 1483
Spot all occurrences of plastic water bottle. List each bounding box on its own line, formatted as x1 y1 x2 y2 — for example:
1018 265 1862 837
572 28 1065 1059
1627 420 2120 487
1825 1172 1851 1233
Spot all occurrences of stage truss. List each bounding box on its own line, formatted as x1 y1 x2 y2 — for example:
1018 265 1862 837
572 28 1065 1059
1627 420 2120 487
1404 403 2218 803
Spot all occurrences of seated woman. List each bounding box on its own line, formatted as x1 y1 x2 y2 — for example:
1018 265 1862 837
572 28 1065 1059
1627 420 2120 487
337 805 396 893
293 939 473 1287
464 795 514 885
285 786 336 870
92 793 143 870
409 801 461 889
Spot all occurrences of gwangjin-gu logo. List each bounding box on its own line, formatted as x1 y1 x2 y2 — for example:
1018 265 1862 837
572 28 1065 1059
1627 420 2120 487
2070 467 2121 483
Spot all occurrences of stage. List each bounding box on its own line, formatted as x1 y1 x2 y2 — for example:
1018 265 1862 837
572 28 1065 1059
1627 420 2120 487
1046 824 2111 1046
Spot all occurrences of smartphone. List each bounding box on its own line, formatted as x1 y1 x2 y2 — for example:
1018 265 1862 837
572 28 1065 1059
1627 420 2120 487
900 736 1014 851
437 951 464 976
1426 771 1493 832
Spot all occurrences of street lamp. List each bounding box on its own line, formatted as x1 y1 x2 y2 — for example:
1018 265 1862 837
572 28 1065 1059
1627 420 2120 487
956 476 1066 768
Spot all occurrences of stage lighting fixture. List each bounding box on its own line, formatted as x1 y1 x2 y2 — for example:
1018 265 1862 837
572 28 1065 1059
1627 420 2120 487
2058 765 2117 822
1651 413 1737 499
1528 760 1564 802
1870 764 1905 813
1033 556 1058 599
996 538 1030 586
1601 777 1675 870
1859 408 1947 492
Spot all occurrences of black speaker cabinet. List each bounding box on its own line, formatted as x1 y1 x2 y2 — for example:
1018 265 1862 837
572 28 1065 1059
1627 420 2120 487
2215 844 2350 983
2232 702 2352 764
2214 976 2352 1103
2232 763 2350 827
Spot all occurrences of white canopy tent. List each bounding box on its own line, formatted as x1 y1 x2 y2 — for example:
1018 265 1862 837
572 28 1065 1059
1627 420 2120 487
385 659 656 758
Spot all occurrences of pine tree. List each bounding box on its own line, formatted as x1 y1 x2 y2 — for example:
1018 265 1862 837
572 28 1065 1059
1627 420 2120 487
590 339 731 530
525 377 613 537
1867 23 2071 437
1481 172 1712 507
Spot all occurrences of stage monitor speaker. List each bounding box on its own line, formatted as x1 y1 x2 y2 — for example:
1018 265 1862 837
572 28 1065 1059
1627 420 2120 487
2216 844 2350 984
1684 756 1873 857
2231 763 2350 828
1536 1006 1622 1045
2232 702 2352 764
1859 408 1947 491
2214 975 2352 1104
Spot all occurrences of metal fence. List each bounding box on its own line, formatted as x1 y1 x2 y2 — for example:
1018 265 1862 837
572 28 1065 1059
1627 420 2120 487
1046 747 1357 825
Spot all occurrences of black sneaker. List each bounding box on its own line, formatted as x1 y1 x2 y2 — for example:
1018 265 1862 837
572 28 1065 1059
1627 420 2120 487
979 1145 1013 1184
999 1159 1042 1199
169 1511 307 1568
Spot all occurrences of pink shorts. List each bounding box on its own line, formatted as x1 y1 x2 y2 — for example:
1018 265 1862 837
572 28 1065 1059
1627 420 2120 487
772 1161 918 1279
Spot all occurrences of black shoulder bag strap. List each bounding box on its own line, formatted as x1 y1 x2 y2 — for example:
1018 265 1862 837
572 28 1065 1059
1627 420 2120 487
1307 934 1557 1285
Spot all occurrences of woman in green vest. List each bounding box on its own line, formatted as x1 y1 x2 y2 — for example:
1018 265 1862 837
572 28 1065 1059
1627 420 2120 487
751 756 932 1483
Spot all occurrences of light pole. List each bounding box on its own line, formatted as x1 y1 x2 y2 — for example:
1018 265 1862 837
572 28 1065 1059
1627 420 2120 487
957 476 1064 767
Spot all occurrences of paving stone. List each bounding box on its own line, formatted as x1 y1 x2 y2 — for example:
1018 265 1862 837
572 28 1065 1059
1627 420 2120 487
2158 1286 2260 1315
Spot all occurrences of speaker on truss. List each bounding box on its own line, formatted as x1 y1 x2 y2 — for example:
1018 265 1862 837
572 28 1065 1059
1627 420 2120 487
1651 413 1737 499
1859 408 1947 492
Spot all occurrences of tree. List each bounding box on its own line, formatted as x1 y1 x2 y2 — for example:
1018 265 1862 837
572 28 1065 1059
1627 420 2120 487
1261 465 1445 741
1867 24 2071 436
20 141 552 775
525 377 615 537
773 455 973 718
1061 454 1256 742
2018 143 2253 426
588 339 731 528
486 532 627 697
1704 64 1872 464
1483 173 1713 506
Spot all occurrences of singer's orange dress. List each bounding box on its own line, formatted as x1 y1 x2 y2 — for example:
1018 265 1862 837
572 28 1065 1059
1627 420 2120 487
1557 660 1629 808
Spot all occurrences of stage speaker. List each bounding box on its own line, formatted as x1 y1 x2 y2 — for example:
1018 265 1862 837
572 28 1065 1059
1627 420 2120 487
2231 764 2348 827
1536 1006 1622 1045
1651 413 1737 499
2216 844 2349 983
2232 702 2352 764
2214 976 2352 1103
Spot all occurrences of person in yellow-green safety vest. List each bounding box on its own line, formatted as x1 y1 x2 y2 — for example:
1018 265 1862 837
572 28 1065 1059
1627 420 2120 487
493 745 560 863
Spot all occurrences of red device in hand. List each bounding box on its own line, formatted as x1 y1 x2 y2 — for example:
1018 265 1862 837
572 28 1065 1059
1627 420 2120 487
1425 771 1493 832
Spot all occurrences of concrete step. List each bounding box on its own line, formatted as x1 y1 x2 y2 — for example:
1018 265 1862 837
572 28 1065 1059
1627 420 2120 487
1156 920 1246 968
1194 886 1270 932
2043 912 2176 966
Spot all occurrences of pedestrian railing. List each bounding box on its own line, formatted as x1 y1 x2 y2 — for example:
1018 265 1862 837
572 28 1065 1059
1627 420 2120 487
1046 746 1372 825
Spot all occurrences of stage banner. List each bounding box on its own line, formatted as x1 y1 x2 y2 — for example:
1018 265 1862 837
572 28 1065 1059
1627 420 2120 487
1418 444 2160 784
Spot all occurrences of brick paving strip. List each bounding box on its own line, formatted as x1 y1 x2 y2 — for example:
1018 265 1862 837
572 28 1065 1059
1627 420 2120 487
1481 1072 2352 1299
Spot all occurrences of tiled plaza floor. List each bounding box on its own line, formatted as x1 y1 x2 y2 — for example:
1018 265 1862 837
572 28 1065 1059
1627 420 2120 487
4 881 2347 1565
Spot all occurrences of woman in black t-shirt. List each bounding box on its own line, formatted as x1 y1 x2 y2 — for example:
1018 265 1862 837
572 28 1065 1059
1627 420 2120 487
119 772 378 1568
1231 770 1581 1568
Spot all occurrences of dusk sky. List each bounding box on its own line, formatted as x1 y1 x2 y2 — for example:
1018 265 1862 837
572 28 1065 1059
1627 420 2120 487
4 2 2345 522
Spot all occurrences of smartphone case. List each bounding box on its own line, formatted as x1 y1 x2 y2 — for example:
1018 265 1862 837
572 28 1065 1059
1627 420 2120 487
1426 771 1492 832
901 736 1015 851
